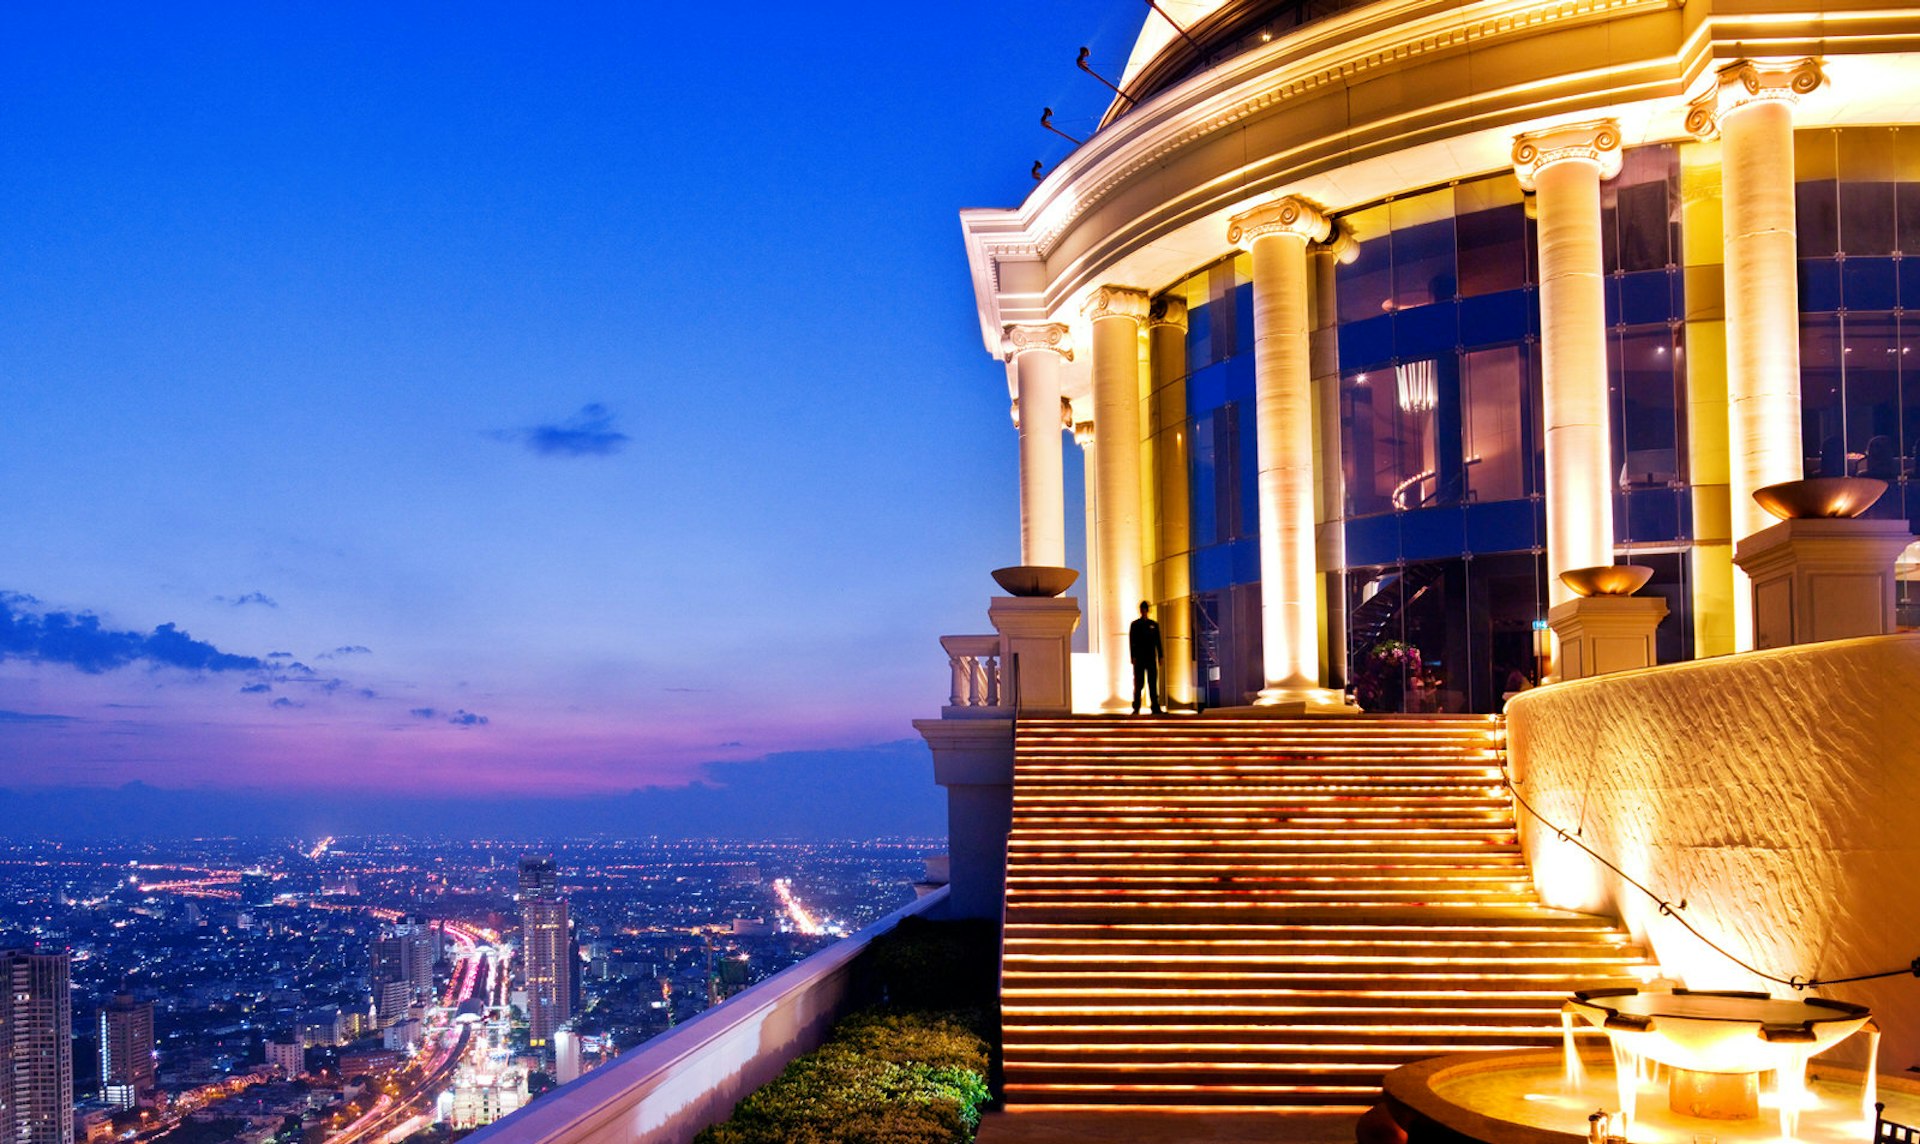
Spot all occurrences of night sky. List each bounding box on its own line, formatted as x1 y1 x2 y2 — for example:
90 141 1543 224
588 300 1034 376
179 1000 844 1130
0 2 1144 824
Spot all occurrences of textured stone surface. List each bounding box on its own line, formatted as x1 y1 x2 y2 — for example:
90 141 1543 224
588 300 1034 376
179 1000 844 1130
1506 633 1920 1070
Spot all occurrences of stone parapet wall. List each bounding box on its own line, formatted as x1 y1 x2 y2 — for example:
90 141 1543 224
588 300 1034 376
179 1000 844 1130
1506 634 1920 1070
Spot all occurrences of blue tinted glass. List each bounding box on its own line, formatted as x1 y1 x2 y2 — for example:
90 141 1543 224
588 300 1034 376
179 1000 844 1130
1221 353 1257 404
1190 410 1218 545
1458 290 1529 347
1339 235 1395 324
1398 506 1468 563
1799 260 1843 313
1842 257 1899 310
1797 182 1839 258
1603 276 1621 327
1187 361 1227 414
1186 300 1214 373
1619 270 1675 325
1345 514 1402 567
1339 313 1395 370
1193 543 1235 592
1619 488 1684 543
1232 282 1256 359
1463 499 1542 555
1393 302 1458 360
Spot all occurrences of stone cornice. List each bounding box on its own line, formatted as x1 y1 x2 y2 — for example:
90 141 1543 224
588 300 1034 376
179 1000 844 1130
1228 197 1334 248
1685 57 1826 139
1512 119 1624 189
1027 0 1671 254
1080 286 1152 324
1000 322 1074 363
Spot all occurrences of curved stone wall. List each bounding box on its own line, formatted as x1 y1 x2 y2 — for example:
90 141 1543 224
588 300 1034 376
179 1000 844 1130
1505 633 1920 1070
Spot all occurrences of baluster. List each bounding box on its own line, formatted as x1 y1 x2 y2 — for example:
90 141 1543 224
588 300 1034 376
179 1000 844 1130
947 653 965 708
985 654 1001 707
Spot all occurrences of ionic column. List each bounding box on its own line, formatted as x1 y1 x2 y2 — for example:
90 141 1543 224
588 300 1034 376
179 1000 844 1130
1001 323 1074 567
1081 286 1150 710
1228 199 1341 707
1687 58 1825 650
1147 296 1195 706
1513 122 1622 609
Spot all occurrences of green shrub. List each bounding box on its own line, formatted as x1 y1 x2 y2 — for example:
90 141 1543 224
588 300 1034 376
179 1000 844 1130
693 1010 991 1144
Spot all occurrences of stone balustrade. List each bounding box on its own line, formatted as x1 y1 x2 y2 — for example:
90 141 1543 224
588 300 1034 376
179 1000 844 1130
939 635 1007 716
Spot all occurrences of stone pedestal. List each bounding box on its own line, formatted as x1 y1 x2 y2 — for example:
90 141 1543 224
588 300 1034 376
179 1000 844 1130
1733 517 1913 650
911 718 1014 922
1547 596 1668 681
989 596 1081 715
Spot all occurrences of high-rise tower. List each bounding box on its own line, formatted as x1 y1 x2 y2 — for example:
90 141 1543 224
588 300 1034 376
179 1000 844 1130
370 915 437 1005
2 949 74 1144
98 994 154 1109
517 857 570 1048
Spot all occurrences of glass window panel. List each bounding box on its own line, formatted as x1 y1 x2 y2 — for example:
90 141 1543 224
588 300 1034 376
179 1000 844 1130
1457 289 1529 346
1796 182 1840 259
1337 204 1394 324
1456 204 1527 296
1612 326 1682 492
1841 257 1899 310
1840 314 1903 507
1800 314 1845 477
1462 347 1527 504
1800 258 1843 312
1341 370 1394 516
1896 128 1920 254
1392 302 1458 360
1390 188 1458 309
1615 180 1673 271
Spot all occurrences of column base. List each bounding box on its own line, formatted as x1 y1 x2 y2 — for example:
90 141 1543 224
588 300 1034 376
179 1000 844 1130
1250 686 1358 716
1731 517 1913 650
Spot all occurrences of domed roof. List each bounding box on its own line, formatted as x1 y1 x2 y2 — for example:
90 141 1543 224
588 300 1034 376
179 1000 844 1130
1104 0 1374 125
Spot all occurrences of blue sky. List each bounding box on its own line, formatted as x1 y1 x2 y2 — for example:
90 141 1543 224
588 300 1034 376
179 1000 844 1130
0 2 1141 808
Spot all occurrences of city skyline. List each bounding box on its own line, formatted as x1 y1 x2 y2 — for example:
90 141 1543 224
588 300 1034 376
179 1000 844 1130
0 2 1132 809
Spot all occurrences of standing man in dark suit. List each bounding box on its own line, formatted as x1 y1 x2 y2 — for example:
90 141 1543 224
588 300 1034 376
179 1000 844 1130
1130 600 1163 715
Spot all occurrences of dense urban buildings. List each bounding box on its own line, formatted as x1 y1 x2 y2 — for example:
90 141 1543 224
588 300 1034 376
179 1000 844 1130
2 949 74 1144
97 994 154 1110
0 837 927 1143
515 857 570 1051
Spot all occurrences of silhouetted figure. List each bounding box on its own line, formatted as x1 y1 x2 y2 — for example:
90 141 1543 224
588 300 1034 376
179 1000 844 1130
1130 600 1163 716
1865 435 1899 480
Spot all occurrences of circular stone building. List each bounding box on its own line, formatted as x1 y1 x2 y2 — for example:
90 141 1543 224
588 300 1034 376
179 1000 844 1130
960 0 1920 714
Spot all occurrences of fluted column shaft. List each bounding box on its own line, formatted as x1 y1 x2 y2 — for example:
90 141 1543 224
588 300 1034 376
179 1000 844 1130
1002 324 1073 567
1074 419 1101 656
1516 123 1622 608
1230 200 1331 702
1083 287 1150 710
1147 297 1194 706
1689 59 1824 650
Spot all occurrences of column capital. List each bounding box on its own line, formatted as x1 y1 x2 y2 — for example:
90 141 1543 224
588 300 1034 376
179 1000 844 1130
1227 197 1332 249
1073 420 1096 447
1148 295 1188 331
1081 285 1151 323
1685 58 1825 139
1512 120 1623 190
1001 322 1073 363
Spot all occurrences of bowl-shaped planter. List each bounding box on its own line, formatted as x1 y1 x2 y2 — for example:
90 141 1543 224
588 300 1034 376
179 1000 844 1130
1558 564 1654 598
990 566 1079 598
1752 476 1887 520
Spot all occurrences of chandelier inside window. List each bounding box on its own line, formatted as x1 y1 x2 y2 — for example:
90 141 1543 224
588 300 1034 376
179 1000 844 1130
1396 359 1437 414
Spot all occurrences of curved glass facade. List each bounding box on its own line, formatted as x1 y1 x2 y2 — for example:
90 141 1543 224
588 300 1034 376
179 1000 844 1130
1157 131 1920 711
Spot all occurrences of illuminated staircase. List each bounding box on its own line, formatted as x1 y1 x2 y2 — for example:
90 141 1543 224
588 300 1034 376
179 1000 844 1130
1000 715 1651 1112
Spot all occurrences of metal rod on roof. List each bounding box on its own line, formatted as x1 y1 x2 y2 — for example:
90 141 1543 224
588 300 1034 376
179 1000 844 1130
1143 0 1207 55
1041 108 1084 146
1076 47 1135 105
1032 161 1046 181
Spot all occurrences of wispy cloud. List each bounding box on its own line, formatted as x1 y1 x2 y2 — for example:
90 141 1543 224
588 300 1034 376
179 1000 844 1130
270 697 302 709
0 709 76 724
491 403 630 458
239 683 272 694
0 595 262 674
215 591 278 608
317 645 370 659
447 709 488 727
